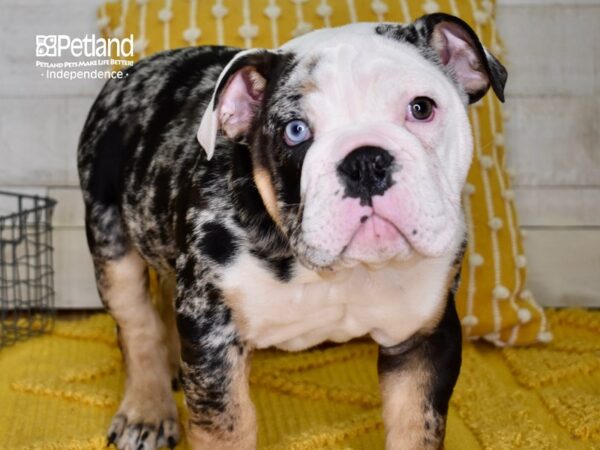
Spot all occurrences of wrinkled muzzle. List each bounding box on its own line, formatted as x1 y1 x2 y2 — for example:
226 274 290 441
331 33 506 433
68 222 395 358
298 122 463 269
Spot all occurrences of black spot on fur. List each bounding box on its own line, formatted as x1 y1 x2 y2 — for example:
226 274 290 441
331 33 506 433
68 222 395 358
266 255 295 282
153 169 171 216
87 122 131 207
375 23 419 44
199 222 238 265
426 297 462 417
181 257 196 282
176 314 202 362
204 282 222 305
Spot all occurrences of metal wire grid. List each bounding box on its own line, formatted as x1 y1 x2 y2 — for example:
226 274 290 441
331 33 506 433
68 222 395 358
0 191 57 347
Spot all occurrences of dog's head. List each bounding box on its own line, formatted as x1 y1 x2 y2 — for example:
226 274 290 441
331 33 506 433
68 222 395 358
198 13 507 270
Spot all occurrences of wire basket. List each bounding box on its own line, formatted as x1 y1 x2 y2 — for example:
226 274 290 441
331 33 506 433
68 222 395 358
0 191 57 347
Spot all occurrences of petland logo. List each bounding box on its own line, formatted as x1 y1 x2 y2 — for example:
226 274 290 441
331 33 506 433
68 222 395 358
35 34 134 80
36 34 134 58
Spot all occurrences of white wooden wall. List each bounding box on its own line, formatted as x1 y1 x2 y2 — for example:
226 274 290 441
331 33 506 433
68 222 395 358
0 0 598 308
496 2 600 307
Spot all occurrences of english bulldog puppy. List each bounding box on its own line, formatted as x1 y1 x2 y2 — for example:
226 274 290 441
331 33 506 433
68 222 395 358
78 12 506 450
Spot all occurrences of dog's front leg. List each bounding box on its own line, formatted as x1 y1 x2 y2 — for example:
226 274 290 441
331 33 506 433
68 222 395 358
175 270 256 450
377 297 462 450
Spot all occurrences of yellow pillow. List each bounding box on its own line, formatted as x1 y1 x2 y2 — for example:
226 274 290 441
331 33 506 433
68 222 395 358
98 0 550 346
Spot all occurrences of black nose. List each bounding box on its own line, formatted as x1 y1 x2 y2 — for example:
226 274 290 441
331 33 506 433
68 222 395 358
337 146 395 205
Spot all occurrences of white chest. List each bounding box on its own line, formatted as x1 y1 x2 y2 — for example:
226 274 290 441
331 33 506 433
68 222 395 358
220 253 452 351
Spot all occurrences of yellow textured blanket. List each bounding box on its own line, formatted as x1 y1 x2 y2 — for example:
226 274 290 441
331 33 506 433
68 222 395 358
0 309 598 449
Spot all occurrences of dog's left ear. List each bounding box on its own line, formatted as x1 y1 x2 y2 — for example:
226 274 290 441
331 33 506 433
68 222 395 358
417 13 507 103
197 49 279 159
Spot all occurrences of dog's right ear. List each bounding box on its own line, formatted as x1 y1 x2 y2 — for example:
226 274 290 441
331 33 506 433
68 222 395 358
197 49 279 160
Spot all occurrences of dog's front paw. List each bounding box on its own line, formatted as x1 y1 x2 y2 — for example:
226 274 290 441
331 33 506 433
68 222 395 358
107 395 180 450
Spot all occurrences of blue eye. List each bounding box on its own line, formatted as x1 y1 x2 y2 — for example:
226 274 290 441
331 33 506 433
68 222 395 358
284 120 312 146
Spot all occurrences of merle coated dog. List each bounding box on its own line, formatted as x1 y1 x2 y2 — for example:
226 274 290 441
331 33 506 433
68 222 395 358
78 13 506 450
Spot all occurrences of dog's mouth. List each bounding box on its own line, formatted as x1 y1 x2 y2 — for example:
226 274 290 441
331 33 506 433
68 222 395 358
293 203 422 272
339 212 412 265
346 213 404 245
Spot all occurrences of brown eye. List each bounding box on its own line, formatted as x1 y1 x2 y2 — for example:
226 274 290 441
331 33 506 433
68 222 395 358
408 97 436 121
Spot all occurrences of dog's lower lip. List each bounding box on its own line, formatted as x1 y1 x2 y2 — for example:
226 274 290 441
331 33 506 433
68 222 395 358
372 214 405 239
361 213 406 240
340 212 409 258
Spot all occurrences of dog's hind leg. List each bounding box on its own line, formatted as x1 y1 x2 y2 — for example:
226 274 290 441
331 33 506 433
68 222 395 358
86 206 180 450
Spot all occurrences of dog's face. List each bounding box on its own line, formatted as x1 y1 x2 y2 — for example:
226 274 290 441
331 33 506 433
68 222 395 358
199 14 506 271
